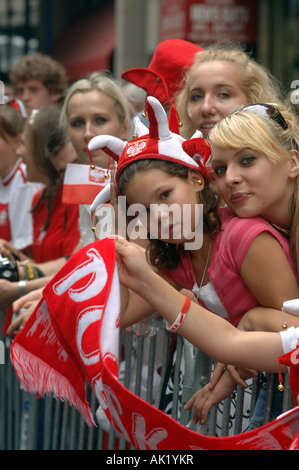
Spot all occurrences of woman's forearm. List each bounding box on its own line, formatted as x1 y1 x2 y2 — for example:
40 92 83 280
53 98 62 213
239 307 299 332
115 237 294 373
119 283 157 328
134 270 285 372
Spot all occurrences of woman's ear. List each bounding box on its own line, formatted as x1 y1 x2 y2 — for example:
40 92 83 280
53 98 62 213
189 169 205 192
289 149 299 179
121 119 131 141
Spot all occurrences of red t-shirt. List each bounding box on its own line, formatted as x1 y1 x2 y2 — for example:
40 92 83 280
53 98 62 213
32 186 80 263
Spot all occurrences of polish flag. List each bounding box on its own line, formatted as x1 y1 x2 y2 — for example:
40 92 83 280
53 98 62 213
62 163 109 205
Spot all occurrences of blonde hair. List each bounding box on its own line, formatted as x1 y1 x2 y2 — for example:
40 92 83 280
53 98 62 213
60 72 130 129
176 43 283 139
209 104 299 276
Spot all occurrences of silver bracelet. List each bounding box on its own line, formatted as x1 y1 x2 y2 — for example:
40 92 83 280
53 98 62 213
18 280 27 298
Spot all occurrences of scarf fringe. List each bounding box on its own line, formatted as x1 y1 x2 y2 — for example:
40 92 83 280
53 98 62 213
11 343 95 427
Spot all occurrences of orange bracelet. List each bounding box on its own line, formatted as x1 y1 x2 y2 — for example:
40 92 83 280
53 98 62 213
166 296 191 332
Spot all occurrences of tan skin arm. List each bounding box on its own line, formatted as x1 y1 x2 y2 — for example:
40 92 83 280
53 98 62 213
118 230 298 422
184 232 299 423
0 276 52 311
115 237 287 372
120 230 299 328
239 231 299 326
239 306 299 331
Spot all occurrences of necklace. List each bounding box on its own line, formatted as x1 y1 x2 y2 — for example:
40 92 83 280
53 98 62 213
199 240 212 289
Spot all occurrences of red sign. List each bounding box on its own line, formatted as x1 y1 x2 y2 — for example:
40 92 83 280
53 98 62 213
160 0 188 41
160 0 258 44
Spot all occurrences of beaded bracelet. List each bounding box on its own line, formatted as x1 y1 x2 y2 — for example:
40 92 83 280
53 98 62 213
166 296 191 333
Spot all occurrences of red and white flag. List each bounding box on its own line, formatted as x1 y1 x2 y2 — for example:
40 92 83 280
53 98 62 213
10 238 299 450
62 163 109 205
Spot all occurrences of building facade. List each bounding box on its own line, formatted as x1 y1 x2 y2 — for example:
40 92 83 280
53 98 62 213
0 0 298 99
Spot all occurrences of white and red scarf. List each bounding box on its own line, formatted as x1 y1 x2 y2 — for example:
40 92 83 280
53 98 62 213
10 239 299 450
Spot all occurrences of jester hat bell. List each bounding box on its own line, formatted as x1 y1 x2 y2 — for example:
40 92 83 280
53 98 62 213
88 96 211 214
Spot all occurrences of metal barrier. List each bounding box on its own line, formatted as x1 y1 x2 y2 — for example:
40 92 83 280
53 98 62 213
0 313 293 450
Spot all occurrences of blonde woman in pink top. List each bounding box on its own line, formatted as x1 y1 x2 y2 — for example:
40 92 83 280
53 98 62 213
184 102 299 425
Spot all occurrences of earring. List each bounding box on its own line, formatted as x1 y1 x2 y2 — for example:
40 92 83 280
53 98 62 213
281 304 289 330
197 178 203 186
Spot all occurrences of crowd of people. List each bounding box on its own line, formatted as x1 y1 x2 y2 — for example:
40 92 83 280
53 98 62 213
1 39 299 440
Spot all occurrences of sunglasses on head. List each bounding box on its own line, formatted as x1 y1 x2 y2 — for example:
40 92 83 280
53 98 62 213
235 103 288 130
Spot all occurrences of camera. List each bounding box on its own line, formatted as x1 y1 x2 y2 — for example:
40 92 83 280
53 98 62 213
0 255 19 282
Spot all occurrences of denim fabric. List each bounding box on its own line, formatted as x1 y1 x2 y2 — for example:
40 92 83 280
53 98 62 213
246 374 284 431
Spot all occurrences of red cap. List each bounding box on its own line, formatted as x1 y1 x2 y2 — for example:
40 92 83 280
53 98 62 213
121 39 204 107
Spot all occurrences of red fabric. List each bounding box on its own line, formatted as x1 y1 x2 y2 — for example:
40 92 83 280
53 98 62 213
278 345 299 407
32 187 80 262
87 96 213 216
10 239 299 450
101 97 206 187
0 203 11 241
121 39 204 107
290 429 299 450
62 163 109 205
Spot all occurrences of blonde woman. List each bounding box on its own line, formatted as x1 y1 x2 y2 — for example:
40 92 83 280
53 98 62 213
60 72 130 169
187 103 299 426
176 43 283 140
210 103 299 279
7 73 131 335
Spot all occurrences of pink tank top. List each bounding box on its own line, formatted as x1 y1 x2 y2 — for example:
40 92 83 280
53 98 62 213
162 207 296 326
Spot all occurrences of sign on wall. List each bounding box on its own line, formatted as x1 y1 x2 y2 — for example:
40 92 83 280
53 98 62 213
160 0 258 44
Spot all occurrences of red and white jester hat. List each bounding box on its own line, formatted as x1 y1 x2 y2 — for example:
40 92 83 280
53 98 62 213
88 96 212 215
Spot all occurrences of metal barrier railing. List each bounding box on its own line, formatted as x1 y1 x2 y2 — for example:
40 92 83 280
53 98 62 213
0 313 293 450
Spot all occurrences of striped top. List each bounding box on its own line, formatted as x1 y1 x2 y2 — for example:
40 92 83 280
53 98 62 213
162 207 296 326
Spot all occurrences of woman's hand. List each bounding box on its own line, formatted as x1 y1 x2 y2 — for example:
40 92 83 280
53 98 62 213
6 300 39 336
209 361 256 390
6 288 44 336
114 237 151 292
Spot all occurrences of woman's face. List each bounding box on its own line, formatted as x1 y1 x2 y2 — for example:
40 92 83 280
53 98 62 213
123 168 202 246
16 125 46 183
0 133 20 178
187 61 248 138
211 144 298 228
48 141 78 178
67 90 128 168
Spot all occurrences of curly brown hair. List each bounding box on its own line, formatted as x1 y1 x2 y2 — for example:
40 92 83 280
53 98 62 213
118 159 221 270
9 53 67 96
